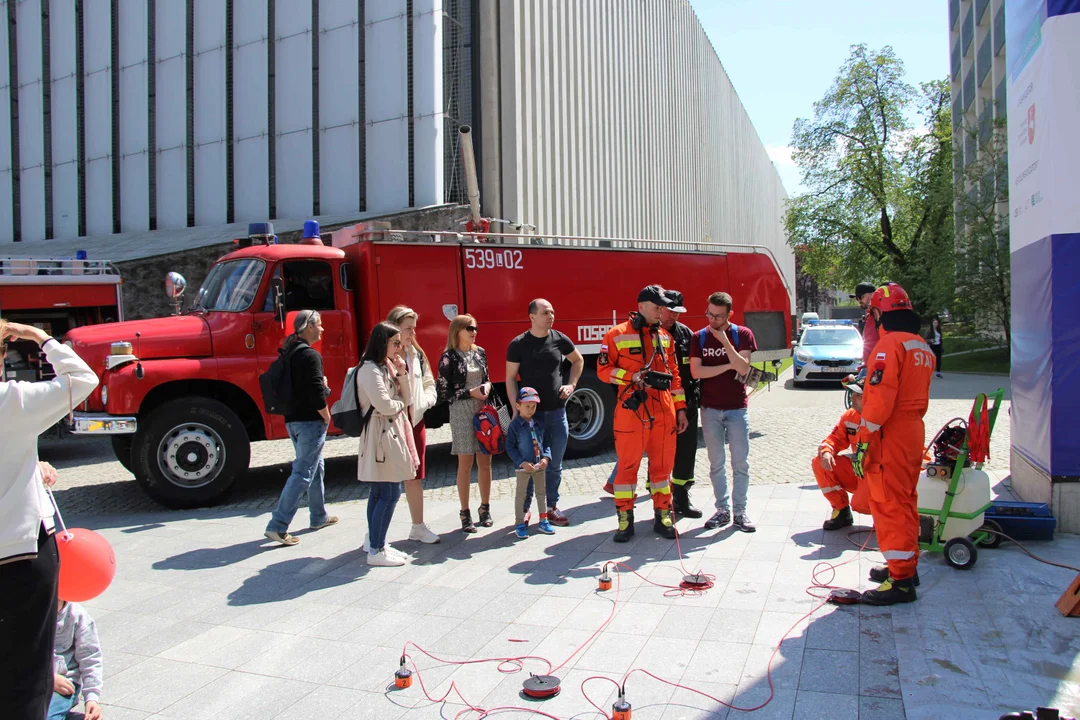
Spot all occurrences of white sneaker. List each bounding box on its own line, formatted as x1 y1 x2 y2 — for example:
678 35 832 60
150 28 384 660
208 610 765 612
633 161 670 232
409 523 441 544
367 549 405 567
363 534 408 561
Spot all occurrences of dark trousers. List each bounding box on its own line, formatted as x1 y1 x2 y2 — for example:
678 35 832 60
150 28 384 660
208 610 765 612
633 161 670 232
930 343 943 372
672 405 699 485
0 527 60 720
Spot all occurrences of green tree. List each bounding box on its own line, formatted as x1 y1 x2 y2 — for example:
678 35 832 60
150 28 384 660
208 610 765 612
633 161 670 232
785 45 954 317
954 101 1011 346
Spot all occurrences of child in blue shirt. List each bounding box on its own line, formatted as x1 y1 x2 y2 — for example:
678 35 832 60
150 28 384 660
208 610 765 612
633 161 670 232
506 387 556 538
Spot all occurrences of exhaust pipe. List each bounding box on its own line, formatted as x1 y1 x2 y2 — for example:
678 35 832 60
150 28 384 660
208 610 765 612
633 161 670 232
459 125 481 229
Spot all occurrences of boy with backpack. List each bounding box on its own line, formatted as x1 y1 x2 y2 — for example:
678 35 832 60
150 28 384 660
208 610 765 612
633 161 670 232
506 388 556 538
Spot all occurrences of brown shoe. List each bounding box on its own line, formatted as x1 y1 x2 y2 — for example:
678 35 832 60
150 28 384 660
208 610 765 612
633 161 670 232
548 507 570 526
310 516 339 530
264 530 299 546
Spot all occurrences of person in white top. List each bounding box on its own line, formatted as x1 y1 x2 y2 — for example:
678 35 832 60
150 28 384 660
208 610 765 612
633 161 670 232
0 319 98 720
386 306 440 544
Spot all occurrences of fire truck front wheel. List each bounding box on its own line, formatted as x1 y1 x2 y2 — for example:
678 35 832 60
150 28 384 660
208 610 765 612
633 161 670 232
111 436 134 473
564 370 615 457
133 397 251 508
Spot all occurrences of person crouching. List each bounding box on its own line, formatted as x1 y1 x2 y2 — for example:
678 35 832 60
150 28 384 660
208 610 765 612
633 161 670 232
507 387 556 538
812 378 871 531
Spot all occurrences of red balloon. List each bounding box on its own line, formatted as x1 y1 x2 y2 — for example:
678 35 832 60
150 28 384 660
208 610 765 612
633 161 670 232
56 528 116 602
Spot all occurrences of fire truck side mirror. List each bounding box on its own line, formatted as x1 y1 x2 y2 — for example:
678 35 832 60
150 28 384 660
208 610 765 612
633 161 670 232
271 278 286 327
165 272 187 315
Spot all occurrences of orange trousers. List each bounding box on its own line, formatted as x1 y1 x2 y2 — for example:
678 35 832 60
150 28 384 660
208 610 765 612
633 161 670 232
864 416 924 580
811 454 870 515
613 401 674 512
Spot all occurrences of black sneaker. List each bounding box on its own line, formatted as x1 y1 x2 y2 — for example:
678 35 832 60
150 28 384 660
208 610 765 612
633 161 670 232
822 506 853 531
732 513 756 533
704 508 731 530
860 576 918 605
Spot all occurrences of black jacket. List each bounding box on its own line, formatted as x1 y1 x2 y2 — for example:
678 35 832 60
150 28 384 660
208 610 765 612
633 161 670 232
437 347 489 404
284 340 330 423
669 321 699 407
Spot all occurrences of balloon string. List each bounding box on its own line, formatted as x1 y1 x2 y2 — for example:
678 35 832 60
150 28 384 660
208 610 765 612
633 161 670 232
46 486 70 537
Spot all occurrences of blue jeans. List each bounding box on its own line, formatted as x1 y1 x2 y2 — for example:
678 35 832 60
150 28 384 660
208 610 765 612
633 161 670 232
367 482 403 553
266 421 329 534
700 408 750 515
47 685 80 720
524 408 569 512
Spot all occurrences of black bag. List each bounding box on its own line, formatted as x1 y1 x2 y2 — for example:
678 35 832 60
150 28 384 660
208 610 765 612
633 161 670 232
259 343 303 416
331 363 376 437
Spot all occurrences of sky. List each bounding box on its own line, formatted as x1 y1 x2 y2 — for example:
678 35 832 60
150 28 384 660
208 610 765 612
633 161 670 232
690 0 950 196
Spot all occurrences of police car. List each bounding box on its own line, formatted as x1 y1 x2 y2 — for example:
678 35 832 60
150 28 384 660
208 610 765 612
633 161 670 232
792 319 863 387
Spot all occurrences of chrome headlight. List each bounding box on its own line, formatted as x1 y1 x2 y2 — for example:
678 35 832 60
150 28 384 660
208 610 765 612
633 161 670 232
101 386 108 406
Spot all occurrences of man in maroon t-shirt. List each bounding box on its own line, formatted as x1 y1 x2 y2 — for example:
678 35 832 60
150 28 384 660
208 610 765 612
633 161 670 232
690 291 758 532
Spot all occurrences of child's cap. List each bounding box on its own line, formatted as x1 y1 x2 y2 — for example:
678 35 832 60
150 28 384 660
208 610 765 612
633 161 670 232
517 387 541 404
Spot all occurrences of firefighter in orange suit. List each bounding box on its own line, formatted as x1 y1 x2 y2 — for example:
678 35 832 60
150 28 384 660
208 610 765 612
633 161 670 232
813 378 872 531
598 285 689 542
852 282 935 605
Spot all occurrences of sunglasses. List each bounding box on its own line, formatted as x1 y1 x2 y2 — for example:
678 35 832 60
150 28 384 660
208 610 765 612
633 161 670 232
465 325 479 333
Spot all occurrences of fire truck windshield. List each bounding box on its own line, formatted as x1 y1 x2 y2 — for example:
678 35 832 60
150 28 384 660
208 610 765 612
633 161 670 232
191 259 266 312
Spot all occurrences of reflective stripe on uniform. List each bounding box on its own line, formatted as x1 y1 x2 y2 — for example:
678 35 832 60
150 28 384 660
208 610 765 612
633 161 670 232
649 479 671 493
671 391 686 403
844 421 859 431
613 483 636 500
611 368 631 385
819 485 843 494
613 334 642 350
671 477 692 486
903 339 932 353
861 418 882 432
882 550 915 560
660 336 672 347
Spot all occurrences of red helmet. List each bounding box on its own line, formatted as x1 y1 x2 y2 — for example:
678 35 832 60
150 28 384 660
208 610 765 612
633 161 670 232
870 283 913 313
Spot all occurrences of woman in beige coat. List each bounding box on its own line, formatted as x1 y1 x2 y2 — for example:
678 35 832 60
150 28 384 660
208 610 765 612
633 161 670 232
355 322 419 567
386 306 439 544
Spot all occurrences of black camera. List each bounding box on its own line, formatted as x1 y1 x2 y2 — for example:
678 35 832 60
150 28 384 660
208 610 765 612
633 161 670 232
642 371 673 390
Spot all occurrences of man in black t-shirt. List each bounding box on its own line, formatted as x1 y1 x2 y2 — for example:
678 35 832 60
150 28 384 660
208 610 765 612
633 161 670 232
506 299 585 526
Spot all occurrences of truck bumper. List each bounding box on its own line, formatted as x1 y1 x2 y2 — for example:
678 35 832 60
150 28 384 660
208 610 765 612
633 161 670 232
69 412 138 435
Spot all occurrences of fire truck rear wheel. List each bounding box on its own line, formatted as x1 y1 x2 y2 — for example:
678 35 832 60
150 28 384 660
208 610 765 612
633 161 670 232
133 397 250 508
565 370 615 458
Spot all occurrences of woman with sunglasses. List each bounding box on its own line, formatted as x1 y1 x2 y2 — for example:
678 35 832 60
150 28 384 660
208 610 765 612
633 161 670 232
437 314 493 533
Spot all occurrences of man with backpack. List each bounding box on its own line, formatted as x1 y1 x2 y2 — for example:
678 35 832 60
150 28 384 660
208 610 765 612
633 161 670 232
690 291 758 533
264 310 339 545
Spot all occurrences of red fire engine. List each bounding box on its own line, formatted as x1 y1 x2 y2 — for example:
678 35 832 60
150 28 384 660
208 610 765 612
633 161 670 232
63 127 793 508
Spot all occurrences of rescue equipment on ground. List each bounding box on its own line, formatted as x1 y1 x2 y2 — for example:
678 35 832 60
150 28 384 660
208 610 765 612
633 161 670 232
612 687 633 720
521 674 562 699
394 656 413 689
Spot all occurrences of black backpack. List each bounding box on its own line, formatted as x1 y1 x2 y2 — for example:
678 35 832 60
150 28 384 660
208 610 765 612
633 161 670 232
259 342 304 416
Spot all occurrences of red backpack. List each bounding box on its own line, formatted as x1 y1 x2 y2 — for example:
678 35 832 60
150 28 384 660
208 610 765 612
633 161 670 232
473 404 506 455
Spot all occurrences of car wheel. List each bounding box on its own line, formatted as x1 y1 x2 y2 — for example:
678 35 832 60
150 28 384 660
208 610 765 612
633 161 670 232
565 369 616 457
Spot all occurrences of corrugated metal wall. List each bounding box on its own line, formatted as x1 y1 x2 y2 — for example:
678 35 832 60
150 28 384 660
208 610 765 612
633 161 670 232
494 0 793 309
0 0 460 245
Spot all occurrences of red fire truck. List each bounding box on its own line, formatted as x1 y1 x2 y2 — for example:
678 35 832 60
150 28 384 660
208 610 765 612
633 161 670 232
1 257 123 388
64 225 792 508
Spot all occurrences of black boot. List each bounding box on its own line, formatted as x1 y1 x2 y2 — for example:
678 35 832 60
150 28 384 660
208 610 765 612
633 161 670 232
653 509 677 539
822 505 853 531
868 565 920 586
672 483 703 519
614 509 635 543
860 575 918 605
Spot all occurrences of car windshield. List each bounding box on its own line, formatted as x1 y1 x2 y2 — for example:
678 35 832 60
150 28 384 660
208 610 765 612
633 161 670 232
802 328 861 346
191 259 266 312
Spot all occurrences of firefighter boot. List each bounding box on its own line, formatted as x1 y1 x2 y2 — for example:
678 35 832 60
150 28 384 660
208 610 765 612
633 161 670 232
860 575 918 606
672 483 703 519
868 565 920 586
613 509 635 543
822 505 853 531
653 509 677 539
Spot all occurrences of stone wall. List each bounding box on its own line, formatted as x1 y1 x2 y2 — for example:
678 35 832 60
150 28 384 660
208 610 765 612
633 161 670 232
117 205 467 320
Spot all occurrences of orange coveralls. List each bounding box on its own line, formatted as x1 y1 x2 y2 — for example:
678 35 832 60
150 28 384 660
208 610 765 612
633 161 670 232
812 408 870 515
598 320 686 512
855 331 935 581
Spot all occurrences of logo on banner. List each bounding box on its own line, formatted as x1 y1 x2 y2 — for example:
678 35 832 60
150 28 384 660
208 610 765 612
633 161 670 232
1027 104 1036 145
578 325 612 343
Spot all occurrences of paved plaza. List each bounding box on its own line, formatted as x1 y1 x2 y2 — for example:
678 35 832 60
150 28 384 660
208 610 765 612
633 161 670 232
41 373 1080 719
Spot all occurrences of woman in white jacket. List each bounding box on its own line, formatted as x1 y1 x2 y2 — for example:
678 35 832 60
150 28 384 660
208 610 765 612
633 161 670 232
0 319 98 720
386 306 439 544
356 322 419 566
